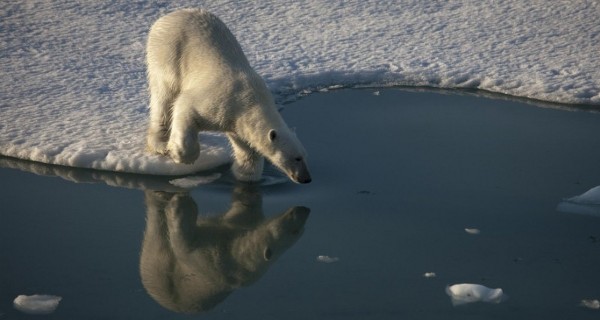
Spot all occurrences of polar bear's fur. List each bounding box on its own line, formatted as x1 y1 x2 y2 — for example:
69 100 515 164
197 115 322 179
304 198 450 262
145 9 311 183
140 184 309 313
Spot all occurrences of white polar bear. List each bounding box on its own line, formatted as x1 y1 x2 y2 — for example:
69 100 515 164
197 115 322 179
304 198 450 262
145 9 311 183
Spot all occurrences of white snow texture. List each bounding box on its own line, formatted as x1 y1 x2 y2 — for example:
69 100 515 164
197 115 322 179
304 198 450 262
1 1 599 175
445 283 505 306
13 294 62 315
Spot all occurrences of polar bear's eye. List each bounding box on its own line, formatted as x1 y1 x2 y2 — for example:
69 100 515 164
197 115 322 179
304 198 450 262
268 129 277 142
264 248 273 260
295 157 303 162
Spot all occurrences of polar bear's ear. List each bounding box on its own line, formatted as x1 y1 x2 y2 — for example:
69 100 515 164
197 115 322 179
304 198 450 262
268 129 277 142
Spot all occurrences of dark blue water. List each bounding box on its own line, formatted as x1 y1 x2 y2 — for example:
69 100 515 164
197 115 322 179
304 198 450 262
1 89 600 319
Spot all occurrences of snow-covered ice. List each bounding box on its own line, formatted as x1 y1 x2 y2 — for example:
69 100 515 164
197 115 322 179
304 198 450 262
580 299 600 310
557 185 600 217
465 228 481 235
445 283 506 306
1 1 599 175
316 255 340 263
13 294 62 315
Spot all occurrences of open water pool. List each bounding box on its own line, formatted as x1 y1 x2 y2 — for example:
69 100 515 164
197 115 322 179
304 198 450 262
1 88 600 319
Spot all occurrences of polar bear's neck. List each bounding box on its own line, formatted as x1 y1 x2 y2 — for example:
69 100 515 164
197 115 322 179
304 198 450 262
235 103 287 150
228 73 289 152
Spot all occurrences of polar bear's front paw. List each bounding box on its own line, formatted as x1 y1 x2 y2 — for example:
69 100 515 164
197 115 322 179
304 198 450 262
168 140 200 164
146 134 169 155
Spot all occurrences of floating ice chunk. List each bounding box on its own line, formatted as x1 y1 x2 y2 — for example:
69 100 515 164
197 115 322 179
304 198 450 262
445 283 505 306
373 90 380 96
169 173 222 188
465 228 481 235
13 294 62 315
565 185 600 204
423 272 437 278
580 299 600 310
316 255 339 263
557 185 600 217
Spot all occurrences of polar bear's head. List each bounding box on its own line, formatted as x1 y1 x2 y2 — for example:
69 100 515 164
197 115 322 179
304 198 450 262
263 128 311 184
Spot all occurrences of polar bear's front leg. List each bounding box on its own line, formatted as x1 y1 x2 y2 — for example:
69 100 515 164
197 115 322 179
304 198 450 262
146 87 174 155
228 134 264 182
167 95 200 164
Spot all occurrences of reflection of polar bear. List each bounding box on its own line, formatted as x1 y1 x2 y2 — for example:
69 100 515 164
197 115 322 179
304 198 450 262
140 183 309 313
145 9 311 184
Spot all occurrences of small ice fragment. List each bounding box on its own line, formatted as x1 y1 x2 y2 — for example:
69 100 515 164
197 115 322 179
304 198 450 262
557 185 600 217
570 185 600 204
13 294 62 315
465 228 481 235
445 283 505 306
316 255 339 263
423 272 437 278
169 173 221 188
580 299 600 310
373 91 380 96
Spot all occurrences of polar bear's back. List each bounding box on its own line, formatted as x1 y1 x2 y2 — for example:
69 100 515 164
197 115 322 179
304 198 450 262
147 9 250 79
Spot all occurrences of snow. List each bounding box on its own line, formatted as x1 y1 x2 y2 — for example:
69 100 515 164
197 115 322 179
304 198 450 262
445 283 506 306
557 185 600 217
316 255 340 263
580 299 600 310
464 228 481 235
13 294 62 315
1 1 599 175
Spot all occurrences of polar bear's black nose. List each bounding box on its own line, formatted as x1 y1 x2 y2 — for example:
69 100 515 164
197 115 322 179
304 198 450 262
289 159 311 184
300 176 311 184
294 173 311 184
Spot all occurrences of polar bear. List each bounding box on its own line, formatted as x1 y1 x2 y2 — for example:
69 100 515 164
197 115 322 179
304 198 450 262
145 9 311 184
140 184 309 313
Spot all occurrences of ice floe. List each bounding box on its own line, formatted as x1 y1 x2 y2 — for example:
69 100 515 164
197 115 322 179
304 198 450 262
1 1 599 175
316 255 340 263
580 299 600 310
464 228 481 235
557 185 600 217
13 294 62 315
445 283 506 306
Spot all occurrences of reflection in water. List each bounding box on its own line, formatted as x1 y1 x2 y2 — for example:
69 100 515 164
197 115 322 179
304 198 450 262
0 155 289 190
0 155 201 191
140 183 310 314
0 157 309 314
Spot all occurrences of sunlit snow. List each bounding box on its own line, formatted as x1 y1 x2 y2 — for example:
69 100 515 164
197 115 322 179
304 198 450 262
1 1 599 175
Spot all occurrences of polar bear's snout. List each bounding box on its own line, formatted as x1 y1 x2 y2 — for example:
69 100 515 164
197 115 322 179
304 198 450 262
291 159 311 184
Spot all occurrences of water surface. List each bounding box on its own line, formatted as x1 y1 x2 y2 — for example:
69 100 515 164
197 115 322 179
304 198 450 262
1 89 600 319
